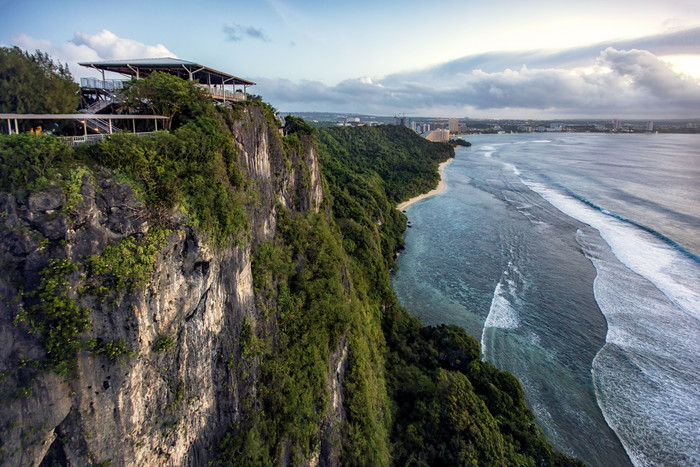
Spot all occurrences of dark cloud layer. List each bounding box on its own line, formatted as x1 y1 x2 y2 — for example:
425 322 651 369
257 27 700 118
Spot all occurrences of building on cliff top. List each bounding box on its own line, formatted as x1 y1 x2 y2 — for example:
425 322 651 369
3 58 256 141
78 57 256 110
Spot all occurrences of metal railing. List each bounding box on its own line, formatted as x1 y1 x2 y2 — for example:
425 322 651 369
196 85 247 101
79 99 114 115
80 79 246 101
80 78 125 91
83 117 112 134
61 131 156 147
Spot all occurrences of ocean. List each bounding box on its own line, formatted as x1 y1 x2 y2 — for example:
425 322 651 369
391 133 700 466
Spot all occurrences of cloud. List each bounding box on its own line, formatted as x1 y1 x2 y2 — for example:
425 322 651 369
223 24 270 42
257 46 700 118
11 30 176 80
257 28 700 118
600 47 700 100
70 29 174 60
382 27 700 86
12 32 101 69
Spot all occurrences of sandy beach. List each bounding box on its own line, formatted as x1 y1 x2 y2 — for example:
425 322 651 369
396 158 454 211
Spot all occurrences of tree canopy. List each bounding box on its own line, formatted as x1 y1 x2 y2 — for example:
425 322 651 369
121 71 213 130
0 47 79 131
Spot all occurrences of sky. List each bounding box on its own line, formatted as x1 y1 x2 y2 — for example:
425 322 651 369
2 0 700 118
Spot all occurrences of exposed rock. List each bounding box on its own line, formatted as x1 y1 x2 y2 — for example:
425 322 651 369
0 106 329 466
319 336 348 467
26 186 64 213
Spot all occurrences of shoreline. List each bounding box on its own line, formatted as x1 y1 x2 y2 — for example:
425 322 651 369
396 158 454 211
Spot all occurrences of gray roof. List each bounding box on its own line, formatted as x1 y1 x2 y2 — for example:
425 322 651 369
78 57 256 86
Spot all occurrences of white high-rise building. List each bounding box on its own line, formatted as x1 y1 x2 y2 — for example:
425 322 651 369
449 118 459 134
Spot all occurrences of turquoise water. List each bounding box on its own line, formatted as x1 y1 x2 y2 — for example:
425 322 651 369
392 134 700 466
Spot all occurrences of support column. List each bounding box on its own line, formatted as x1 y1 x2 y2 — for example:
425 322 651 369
109 118 113 134
7 119 11 135
128 64 140 79
14 119 19 134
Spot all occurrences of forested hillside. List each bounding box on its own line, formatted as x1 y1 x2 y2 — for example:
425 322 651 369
315 124 583 466
0 52 581 465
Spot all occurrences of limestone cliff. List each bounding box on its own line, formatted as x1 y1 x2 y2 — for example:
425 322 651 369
0 105 336 466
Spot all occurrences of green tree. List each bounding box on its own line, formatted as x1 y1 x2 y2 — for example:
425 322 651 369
283 115 315 136
120 71 212 129
0 47 79 131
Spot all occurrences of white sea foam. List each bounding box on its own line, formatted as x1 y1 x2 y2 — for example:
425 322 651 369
483 281 520 330
502 162 521 176
522 179 700 465
523 180 700 322
481 260 523 358
578 227 700 466
479 144 495 158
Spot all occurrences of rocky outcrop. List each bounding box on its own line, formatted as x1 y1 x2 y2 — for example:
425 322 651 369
317 337 348 467
0 105 333 466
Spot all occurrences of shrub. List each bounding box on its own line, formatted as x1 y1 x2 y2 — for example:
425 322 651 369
14 258 90 376
152 334 176 352
0 133 73 193
93 338 132 361
86 227 171 296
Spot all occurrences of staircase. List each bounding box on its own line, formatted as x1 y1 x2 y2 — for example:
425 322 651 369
78 78 127 134
78 99 118 134
80 99 113 114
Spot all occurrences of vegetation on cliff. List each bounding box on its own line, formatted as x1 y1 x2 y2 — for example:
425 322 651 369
0 74 254 427
0 59 581 465
0 47 79 133
317 125 454 204
315 125 582 466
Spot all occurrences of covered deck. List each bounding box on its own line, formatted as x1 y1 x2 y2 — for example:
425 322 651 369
1 113 169 145
78 58 256 103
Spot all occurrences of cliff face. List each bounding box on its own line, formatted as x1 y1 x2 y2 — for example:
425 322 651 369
0 105 333 466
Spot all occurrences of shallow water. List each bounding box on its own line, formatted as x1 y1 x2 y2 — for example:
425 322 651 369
392 133 700 466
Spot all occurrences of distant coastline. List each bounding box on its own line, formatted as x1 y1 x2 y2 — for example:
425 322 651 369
397 158 454 211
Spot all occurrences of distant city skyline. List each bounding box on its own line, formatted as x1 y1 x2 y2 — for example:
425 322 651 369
2 0 700 118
